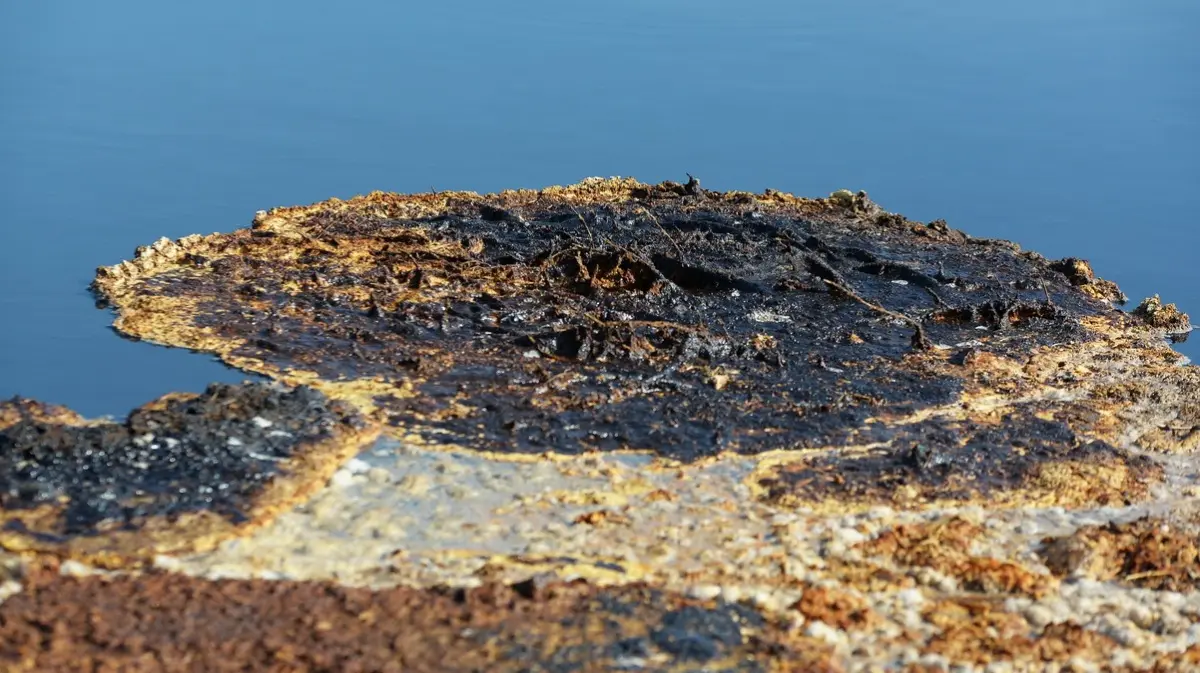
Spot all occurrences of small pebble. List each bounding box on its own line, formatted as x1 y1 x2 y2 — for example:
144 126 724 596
686 585 722 600
397 474 432 495
344 458 371 474
1024 604 1055 629
804 620 845 646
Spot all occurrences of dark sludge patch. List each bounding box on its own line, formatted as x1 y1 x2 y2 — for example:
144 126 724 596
405 361 960 460
0 383 375 564
0 568 839 673
755 407 1161 510
94 179 1125 461
929 298 1066 331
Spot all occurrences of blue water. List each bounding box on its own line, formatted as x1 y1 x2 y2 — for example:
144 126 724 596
1 1 1196 416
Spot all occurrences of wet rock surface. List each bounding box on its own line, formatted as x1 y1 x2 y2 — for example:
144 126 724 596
0 383 377 565
2 178 1196 671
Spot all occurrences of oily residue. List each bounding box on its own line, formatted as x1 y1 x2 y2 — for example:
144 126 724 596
8 178 1199 670
755 405 1160 510
94 179 1128 474
0 383 374 564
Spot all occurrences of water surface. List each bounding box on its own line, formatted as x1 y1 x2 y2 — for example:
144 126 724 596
1 0 1196 415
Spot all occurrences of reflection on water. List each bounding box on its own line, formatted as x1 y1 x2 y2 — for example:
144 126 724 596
1 0 1196 415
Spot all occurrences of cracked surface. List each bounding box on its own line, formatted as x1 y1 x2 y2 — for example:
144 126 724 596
1 178 1197 671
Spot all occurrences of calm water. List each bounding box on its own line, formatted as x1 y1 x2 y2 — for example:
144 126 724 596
1 1 1196 416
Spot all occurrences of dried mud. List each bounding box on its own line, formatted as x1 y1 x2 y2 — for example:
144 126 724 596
1 178 1197 671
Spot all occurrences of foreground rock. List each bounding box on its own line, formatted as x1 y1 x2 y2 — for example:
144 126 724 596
1 178 1196 671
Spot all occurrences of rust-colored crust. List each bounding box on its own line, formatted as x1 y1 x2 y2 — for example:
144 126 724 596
1041 515 1200 591
0 179 1194 670
3 558 1183 672
0 564 841 673
855 516 1057 598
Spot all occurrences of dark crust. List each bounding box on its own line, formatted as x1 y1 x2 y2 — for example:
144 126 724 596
86 179 1172 510
754 404 1161 510
4 179 1196 670
0 566 839 673
0 383 378 566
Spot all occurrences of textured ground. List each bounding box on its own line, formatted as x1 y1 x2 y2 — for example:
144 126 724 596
1 178 1197 671
0 383 377 567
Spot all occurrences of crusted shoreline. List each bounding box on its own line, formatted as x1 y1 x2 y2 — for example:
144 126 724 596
2 178 1197 671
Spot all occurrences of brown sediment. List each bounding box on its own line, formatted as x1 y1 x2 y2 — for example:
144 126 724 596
791 585 879 631
1150 645 1200 672
921 599 1118 668
855 517 1056 598
1047 257 1127 304
0 564 839 673
87 178 1193 511
0 383 378 567
1040 516 1200 591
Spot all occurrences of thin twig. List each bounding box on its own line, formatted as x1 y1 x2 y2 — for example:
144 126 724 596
569 205 596 246
640 207 687 262
924 286 950 309
821 278 932 351
1124 570 1173 582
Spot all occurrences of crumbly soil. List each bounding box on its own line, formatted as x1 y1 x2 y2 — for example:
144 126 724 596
1 178 1196 671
